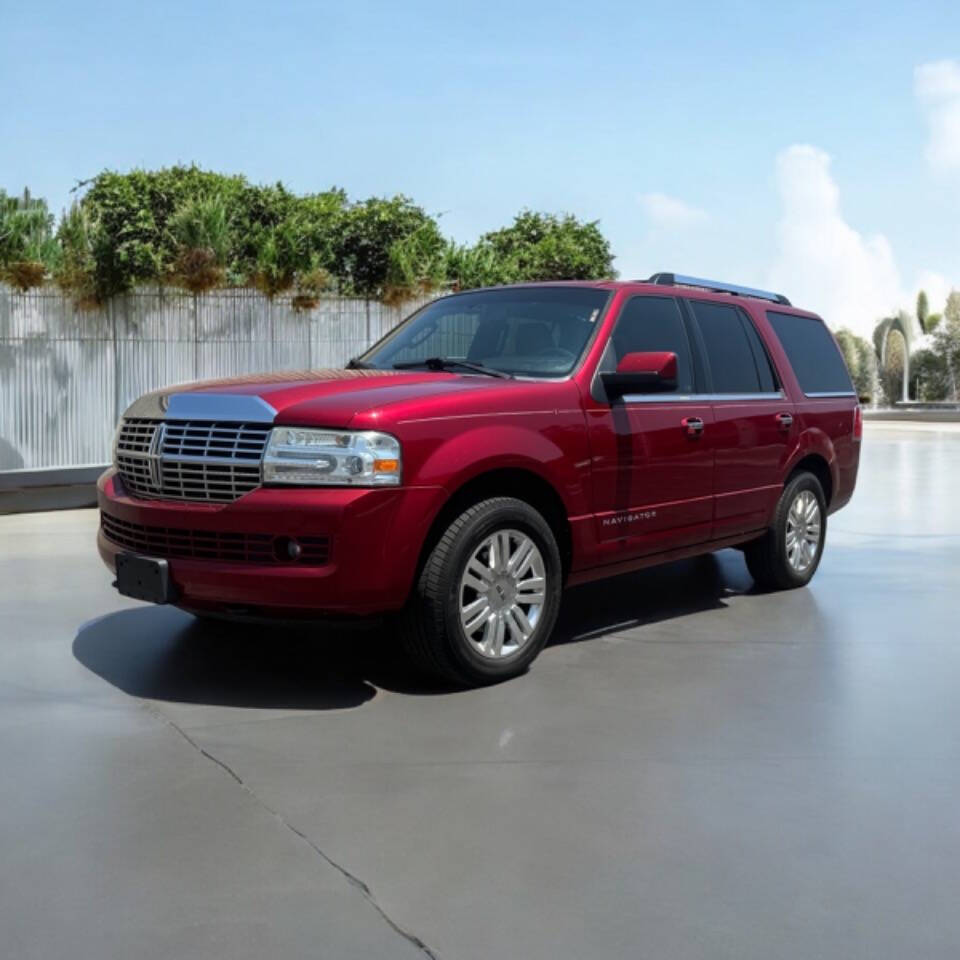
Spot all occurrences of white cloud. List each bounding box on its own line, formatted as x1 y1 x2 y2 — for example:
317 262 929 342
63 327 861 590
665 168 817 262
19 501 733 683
766 144 943 339
638 192 708 230
915 59 960 173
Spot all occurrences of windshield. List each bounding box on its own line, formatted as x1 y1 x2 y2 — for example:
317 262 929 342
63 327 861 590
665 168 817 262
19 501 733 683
359 286 611 378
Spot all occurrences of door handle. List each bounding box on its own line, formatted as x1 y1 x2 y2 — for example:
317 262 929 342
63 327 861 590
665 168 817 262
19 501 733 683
682 416 705 437
776 412 794 430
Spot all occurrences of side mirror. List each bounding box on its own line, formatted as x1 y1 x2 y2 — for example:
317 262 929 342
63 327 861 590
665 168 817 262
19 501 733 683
601 351 678 399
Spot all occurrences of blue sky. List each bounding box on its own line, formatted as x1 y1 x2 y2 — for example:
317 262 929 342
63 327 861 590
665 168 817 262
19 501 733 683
3 0 959 335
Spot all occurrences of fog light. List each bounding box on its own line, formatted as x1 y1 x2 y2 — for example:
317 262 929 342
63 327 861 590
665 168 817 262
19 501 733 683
274 537 302 561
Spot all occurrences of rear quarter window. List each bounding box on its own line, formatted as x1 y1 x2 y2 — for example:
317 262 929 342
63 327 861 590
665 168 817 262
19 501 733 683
766 311 855 395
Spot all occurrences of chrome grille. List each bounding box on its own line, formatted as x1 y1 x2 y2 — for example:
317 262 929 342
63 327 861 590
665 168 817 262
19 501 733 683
159 421 272 461
115 418 272 503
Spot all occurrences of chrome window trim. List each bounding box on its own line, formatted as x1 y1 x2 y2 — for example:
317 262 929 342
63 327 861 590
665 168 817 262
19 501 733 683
620 391 785 404
804 391 857 398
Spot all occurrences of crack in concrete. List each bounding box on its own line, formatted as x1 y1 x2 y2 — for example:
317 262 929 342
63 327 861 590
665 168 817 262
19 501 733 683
143 703 440 960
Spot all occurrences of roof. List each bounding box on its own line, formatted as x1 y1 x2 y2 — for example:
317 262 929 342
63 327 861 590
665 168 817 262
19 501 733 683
442 276 797 308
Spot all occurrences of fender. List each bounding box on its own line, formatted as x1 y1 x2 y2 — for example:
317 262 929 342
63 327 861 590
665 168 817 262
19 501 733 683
375 420 591 604
785 424 839 494
414 421 591 517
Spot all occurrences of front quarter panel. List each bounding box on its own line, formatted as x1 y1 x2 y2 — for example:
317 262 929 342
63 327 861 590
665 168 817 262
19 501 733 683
349 380 593 519
408 416 591 512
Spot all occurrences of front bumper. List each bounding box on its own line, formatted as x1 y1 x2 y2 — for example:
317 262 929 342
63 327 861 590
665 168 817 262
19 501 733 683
97 469 445 617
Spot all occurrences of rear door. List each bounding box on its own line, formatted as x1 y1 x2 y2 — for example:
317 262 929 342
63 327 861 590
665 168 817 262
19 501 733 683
766 309 861 510
585 295 715 560
684 299 795 538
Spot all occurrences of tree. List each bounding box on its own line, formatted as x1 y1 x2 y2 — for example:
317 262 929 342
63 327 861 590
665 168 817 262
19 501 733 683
916 288 944 334
334 195 445 299
54 202 98 305
909 348 950 401
0 188 58 290
484 210 615 282
4 170 620 305
833 328 876 401
168 194 233 293
932 291 960 400
72 167 348 298
446 211 616 291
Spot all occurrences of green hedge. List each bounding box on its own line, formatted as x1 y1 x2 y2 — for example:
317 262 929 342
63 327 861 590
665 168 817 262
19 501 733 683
1 167 617 304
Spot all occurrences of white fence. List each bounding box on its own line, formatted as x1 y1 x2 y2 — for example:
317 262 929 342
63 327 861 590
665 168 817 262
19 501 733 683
0 285 431 471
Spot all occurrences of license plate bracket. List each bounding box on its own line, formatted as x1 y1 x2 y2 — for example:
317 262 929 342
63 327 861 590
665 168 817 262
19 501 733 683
115 554 176 604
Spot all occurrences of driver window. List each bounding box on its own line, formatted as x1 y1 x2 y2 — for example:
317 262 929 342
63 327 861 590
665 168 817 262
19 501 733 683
611 296 694 393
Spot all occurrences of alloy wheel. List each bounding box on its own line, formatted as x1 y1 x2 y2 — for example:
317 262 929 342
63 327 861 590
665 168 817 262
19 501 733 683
458 529 547 658
785 489 821 573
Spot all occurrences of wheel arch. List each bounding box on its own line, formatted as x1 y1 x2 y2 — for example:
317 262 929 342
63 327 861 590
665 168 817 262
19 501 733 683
787 453 833 507
413 467 573 593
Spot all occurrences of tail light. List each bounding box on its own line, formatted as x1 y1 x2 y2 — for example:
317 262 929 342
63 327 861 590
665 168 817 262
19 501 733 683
853 404 863 440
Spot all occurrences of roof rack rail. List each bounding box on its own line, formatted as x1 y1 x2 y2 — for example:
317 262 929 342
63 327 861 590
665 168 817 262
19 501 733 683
645 272 791 306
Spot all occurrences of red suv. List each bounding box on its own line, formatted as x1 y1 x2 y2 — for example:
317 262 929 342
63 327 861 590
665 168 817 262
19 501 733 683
99 275 861 685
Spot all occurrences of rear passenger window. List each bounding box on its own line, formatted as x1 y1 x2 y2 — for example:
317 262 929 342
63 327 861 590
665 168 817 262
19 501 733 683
689 301 766 394
767 311 855 395
611 296 694 393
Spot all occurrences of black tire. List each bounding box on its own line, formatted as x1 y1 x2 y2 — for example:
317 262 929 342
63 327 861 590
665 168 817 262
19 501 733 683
744 471 827 591
400 497 562 686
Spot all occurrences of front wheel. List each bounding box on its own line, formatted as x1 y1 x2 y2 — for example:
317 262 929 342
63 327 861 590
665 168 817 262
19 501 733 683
744 472 827 591
401 497 562 686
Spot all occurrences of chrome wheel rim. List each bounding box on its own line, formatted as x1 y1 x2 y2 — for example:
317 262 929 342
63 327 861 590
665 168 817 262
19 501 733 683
786 490 821 573
459 529 546 659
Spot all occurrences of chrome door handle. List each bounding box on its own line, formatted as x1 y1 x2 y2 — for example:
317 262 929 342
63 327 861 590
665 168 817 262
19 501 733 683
776 412 794 430
682 416 705 437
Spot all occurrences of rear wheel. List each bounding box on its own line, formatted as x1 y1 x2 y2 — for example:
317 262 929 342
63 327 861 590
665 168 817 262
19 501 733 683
744 471 826 591
401 497 562 686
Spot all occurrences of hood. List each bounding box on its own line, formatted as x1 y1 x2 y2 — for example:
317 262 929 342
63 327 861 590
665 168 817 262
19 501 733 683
122 368 513 427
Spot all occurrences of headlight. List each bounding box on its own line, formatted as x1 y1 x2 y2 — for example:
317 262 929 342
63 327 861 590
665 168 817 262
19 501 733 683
262 428 402 487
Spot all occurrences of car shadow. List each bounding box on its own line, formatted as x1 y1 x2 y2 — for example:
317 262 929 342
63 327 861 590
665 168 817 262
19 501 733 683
73 549 756 709
72 607 390 710
549 549 752 647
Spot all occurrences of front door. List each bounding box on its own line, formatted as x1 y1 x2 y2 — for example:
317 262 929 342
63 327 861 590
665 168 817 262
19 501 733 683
585 295 715 561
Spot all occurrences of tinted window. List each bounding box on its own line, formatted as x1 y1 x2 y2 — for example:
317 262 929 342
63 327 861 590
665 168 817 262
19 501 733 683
610 296 693 392
767 311 855 395
689 301 763 394
740 313 778 392
362 287 609 378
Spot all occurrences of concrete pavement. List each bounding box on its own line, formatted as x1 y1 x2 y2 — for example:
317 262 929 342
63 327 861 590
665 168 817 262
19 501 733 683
2 422 960 959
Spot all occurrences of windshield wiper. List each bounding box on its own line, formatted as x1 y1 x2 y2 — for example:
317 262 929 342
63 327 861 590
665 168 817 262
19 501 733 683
345 356 375 370
393 357 511 379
